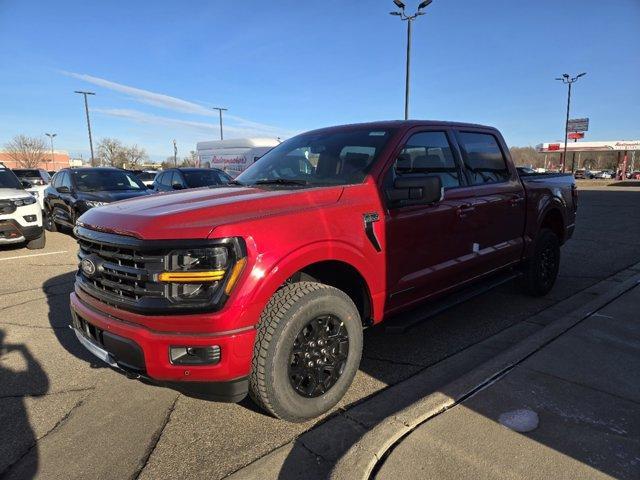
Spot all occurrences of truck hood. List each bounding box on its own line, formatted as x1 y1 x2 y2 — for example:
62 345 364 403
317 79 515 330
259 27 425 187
77 185 343 240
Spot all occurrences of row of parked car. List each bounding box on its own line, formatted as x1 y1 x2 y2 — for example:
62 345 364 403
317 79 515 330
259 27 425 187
574 169 640 180
0 165 231 249
42 167 232 233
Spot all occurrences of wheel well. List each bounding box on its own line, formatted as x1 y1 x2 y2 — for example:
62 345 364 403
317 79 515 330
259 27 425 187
541 209 564 243
287 261 372 326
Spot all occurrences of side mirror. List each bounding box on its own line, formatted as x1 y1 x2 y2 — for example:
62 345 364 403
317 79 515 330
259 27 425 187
57 186 71 194
21 180 33 189
387 174 443 207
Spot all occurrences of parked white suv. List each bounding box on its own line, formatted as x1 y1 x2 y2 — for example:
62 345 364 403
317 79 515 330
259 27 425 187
0 166 45 249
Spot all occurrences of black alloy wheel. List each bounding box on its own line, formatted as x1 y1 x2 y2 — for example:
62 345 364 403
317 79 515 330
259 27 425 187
288 315 349 398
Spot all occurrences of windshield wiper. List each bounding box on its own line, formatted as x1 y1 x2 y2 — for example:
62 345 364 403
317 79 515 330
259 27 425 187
253 178 309 186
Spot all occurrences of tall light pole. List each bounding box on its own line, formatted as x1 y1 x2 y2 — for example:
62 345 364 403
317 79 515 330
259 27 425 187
45 133 57 170
555 72 586 172
390 0 433 120
74 91 96 163
173 139 178 166
212 107 228 140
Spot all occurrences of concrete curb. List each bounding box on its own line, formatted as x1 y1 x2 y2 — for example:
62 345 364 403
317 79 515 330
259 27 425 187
330 266 640 480
227 262 640 480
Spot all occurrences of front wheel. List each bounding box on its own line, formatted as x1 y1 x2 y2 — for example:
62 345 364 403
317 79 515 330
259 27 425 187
44 208 58 232
249 282 363 422
521 228 560 296
26 230 46 250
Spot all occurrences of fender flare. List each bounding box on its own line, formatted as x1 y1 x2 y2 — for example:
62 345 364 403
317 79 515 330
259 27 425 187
243 239 382 322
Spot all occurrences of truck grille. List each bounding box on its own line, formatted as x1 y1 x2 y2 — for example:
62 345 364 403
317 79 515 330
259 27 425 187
74 225 240 314
76 228 167 310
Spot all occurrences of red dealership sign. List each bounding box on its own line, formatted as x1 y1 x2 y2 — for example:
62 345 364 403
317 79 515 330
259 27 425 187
568 132 585 140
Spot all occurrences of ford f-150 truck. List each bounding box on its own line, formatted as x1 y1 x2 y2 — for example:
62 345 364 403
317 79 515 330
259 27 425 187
69 121 577 421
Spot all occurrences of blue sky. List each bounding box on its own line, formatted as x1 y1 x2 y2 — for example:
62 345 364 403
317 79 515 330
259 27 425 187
0 0 638 162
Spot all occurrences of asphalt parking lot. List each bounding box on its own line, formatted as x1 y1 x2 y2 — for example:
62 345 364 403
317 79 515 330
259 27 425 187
2 184 640 480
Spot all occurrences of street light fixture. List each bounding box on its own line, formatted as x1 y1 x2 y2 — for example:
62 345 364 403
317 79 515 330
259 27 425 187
555 72 587 172
390 0 434 120
74 91 96 163
211 107 228 140
45 133 57 170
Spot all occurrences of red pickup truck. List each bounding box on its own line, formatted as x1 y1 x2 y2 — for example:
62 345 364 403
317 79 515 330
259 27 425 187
70 121 577 421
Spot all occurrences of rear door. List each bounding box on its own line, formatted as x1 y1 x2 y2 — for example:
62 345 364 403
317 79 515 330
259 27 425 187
454 129 526 274
382 128 482 311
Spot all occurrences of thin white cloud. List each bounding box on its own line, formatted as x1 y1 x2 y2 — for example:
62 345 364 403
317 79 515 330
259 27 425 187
93 108 284 138
61 70 292 136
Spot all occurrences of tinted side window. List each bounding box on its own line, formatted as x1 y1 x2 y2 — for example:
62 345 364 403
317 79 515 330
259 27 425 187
60 172 73 189
458 132 509 185
393 131 461 189
171 172 184 187
158 172 171 187
51 172 61 188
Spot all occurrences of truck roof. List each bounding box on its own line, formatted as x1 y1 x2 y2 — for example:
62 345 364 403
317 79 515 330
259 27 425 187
197 138 280 150
304 120 498 135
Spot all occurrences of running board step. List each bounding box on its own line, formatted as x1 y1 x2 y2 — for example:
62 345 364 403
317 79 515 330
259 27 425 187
385 270 523 334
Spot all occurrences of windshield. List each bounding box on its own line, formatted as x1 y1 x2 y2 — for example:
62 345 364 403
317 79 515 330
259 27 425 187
13 169 39 178
0 170 23 189
183 169 232 188
136 171 157 181
235 128 395 187
72 170 147 192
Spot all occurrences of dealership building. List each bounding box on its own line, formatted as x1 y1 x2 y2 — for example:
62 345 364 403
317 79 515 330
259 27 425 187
0 151 72 171
536 140 640 173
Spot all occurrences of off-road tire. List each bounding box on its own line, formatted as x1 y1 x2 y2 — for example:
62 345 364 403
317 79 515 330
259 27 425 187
521 228 560 296
26 230 46 250
249 281 363 422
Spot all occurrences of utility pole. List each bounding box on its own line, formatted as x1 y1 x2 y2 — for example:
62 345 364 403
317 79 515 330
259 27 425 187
45 133 57 170
390 0 433 120
173 139 178 166
74 91 96 163
555 73 586 172
212 107 228 140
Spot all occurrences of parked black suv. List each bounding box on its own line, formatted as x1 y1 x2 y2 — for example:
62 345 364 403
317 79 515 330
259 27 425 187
44 167 151 231
153 168 232 192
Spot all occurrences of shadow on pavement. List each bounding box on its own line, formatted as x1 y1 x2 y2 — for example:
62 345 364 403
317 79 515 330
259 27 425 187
0 329 49 479
43 271 105 368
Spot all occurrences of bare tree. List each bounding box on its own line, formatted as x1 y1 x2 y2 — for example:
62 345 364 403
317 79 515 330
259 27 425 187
96 138 126 167
181 150 198 167
123 145 149 168
4 135 48 168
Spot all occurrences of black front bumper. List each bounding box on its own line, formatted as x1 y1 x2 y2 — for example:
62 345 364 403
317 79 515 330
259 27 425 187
0 220 43 241
71 311 248 403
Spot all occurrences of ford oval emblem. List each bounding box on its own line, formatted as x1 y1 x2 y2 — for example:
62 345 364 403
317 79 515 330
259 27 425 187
81 257 97 277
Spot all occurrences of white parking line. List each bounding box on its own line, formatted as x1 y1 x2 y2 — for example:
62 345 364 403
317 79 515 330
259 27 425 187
0 251 68 261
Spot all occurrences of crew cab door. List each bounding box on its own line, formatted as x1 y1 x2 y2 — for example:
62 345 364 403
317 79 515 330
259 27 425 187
382 129 481 312
454 129 526 272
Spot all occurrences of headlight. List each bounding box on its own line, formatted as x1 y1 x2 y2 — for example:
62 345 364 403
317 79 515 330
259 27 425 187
29 190 39 198
158 244 246 304
12 196 37 207
85 200 107 208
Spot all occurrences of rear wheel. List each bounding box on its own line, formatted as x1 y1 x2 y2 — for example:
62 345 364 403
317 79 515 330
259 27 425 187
26 230 46 250
249 282 362 422
44 208 58 232
521 228 560 296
